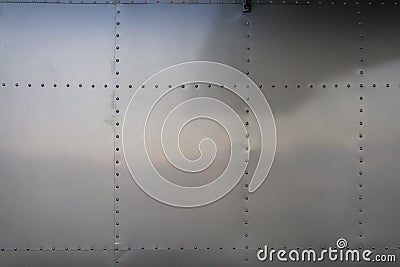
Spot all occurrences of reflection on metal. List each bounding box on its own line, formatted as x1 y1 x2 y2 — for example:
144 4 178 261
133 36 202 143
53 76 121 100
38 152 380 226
1 2 400 267
123 61 276 207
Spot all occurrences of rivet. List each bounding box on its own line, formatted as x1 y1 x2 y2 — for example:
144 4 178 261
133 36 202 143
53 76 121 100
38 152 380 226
79 84 82 88
78 247 81 250
116 209 119 213
52 247 55 250
116 221 120 225
15 83 19 87
14 248 17 251
28 83 31 87
91 84 95 88
116 197 120 201
65 247 68 250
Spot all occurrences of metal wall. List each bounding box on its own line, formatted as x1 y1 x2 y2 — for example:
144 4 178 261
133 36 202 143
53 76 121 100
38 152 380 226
0 1 400 266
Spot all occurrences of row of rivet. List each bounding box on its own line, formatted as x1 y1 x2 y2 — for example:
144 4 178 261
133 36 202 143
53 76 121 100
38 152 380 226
2 0 400 5
114 5 121 265
1 82 398 88
1 245 400 251
357 4 365 241
243 14 252 264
